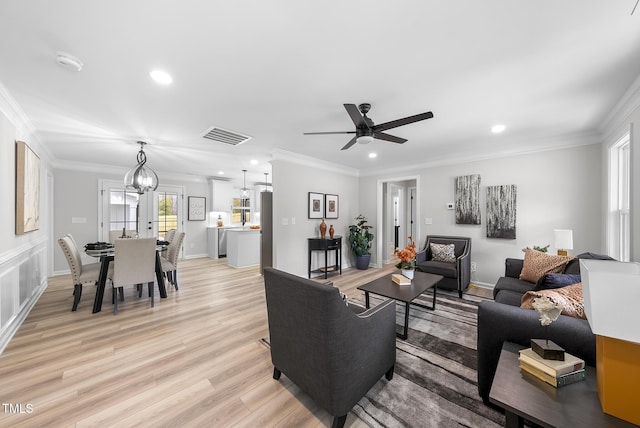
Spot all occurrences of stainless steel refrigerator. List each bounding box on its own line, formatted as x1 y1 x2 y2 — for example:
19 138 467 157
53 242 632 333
260 191 273 274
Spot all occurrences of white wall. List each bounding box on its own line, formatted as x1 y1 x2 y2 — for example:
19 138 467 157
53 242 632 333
52 168 210 273
359 143 603 287
271 158 359 277
0 101 50 353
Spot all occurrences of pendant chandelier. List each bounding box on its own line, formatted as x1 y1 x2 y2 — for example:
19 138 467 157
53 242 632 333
240 169 251 199
124 141 159 194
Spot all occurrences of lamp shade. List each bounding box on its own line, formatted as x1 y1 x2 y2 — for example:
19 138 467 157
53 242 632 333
580 259 640 344
553 229 573 250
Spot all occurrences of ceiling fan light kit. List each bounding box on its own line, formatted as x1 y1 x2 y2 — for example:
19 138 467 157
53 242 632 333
303 103 434 150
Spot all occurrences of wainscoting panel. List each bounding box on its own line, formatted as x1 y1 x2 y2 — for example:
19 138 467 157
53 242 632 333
0 239 47 354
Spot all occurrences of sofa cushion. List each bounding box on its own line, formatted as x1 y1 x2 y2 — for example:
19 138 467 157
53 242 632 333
520 283 586 319
430 243 456 263
564 252 616 275
534 273 582 291
415 260 456 278
495 276 535 296
519 248 574 283
494 289 526 306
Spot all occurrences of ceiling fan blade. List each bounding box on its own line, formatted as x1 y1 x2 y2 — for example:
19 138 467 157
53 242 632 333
344 104 366 127
373 111 434 132
303 131 356 135
341 136 358 150
374 132 407 144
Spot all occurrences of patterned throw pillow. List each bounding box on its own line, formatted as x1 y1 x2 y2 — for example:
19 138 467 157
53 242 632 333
520 283 586 319
430 243 456 263
519 248 575 283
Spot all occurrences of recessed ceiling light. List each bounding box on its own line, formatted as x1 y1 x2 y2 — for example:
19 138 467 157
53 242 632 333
150 70 172 85
55 52 83 72
369 153 377 158
218 171 225 175
491 124 506 134
250 159 258 165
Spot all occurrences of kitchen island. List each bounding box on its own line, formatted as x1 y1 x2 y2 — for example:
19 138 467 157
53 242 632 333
227 228 260 268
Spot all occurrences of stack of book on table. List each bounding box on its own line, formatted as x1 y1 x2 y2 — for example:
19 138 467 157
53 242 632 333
518 347 586 388
391 273 411 285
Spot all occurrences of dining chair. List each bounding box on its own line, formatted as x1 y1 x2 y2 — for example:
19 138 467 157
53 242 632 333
165 229 177 243
109 237 157 315
109 229 136 243
161 232 185 290
161 229 177 260
58 236 102 311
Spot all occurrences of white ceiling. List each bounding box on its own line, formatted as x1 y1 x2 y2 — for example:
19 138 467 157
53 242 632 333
1 1 640 186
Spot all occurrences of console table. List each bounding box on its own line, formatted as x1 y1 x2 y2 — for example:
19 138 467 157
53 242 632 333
490 342 634 428
308 236 342 279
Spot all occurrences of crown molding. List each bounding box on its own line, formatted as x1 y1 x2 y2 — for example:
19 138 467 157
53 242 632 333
52 159 208 183
359 130 603 177
0 80 55 163
599 73 640 141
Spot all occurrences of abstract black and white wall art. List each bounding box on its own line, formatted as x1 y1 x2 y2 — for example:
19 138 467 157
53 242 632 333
486 184 517 239
455 174 481 225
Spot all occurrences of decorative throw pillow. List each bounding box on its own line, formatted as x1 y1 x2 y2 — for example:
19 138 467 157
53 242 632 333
430 243 456 263
519 248 575 283
520 283 586 319
534 273 582 291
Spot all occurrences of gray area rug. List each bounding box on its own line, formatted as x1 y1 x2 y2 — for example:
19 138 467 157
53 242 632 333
262 289 505 427
349 290 504 428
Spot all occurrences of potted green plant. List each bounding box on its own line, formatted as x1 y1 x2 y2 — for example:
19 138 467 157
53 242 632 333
348 214 374 270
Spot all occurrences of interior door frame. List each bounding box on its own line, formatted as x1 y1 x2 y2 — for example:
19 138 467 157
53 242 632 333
376 175 420 268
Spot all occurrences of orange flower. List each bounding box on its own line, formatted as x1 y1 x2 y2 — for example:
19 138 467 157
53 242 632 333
394 236 416 269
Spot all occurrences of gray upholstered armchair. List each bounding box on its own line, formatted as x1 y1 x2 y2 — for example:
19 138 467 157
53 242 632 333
415 235 471 298
263 268 396 428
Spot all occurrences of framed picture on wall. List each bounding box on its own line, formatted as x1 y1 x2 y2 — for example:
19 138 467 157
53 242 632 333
188 196 206 221
324 194 339 219
15 141 40 234
308 192 324 219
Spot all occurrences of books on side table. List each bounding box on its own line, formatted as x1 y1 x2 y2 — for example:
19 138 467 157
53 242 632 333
518 347 586 388
391 273 411 285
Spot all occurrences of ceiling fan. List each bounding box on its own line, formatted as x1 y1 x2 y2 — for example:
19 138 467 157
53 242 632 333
303 103 434 150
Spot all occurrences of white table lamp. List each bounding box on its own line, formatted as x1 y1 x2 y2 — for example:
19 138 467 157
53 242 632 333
580 259 640 425
553 229 573 256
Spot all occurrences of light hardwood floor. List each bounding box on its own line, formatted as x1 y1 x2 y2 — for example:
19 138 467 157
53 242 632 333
0 257 399 427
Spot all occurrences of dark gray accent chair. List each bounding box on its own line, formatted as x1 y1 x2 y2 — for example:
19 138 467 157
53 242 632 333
263 268 396 428
415 235 471 298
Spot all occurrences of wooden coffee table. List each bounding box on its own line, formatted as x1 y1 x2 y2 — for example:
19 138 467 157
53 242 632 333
490 343 635 428
357 271 442 339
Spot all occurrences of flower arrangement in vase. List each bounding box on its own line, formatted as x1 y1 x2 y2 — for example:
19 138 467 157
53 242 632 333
394 236 417 279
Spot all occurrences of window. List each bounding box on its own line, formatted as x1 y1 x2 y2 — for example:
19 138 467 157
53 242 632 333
231 197 250 224
608 133 630 261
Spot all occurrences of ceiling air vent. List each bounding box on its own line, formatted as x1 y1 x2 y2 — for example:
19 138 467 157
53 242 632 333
202 127 251 146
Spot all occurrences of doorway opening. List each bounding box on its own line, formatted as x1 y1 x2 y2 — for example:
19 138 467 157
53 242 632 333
376 176 420 267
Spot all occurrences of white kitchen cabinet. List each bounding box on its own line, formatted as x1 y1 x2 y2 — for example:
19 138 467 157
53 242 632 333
209 179 233 212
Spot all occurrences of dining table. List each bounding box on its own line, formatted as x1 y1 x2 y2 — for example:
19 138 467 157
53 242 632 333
85 243 168 313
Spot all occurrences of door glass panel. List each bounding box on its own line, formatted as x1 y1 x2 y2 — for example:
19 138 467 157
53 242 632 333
155 191 179 239
109 190 140 236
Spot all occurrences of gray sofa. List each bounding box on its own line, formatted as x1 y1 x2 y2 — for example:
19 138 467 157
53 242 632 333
415 235 471 298
477 254 603 405
263 267 396 428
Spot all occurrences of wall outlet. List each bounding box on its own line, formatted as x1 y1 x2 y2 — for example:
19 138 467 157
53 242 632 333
425 217 433 225
446 202 454 210
470 262 477 272
281 217 288 226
